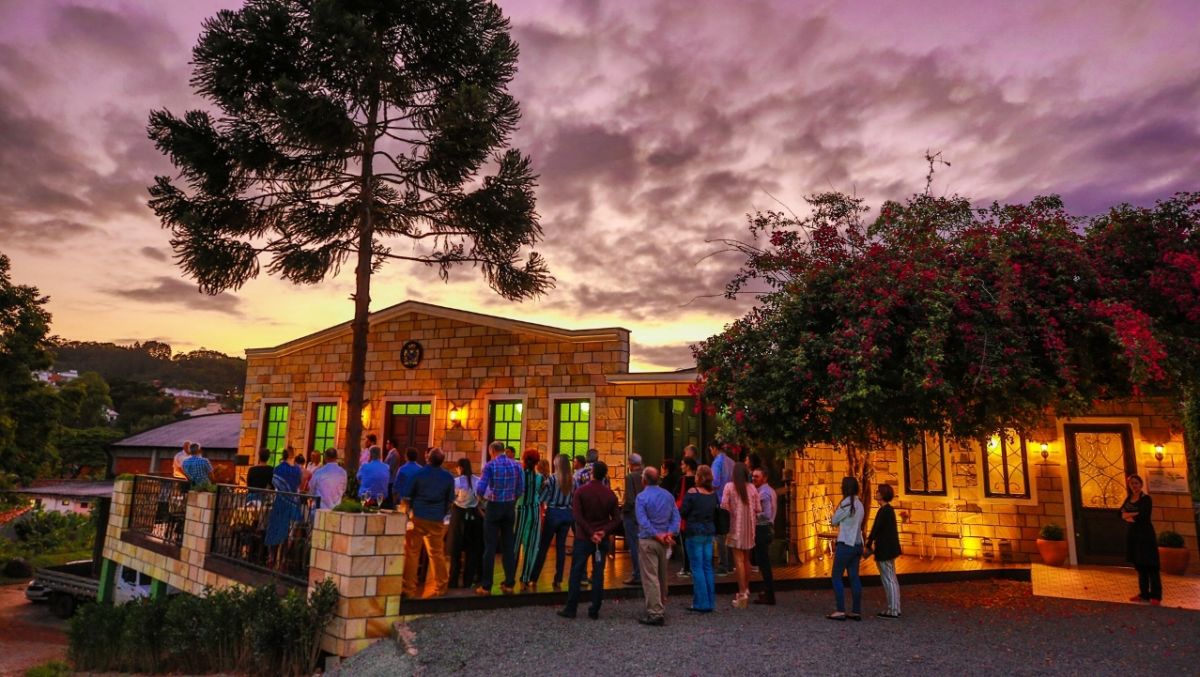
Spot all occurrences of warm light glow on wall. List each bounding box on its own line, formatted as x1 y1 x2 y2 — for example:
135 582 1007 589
448 403 467 429
962 536 982 561
987 436 1000 454
1154 443 1165 462
361 402 372 428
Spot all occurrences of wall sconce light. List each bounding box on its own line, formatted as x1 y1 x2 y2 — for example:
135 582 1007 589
987 436 1000 454
1040 442 1049 461
360 402 372 429
447 403 466 429
1154 444 1165 462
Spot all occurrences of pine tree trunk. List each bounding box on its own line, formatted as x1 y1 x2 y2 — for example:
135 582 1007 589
845 444 874 538
344 96 380 480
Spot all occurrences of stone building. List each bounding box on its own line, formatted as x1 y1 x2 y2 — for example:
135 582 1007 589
240 299 1195 568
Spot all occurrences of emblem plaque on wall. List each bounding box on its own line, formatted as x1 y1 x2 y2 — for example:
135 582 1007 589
400 340 423 369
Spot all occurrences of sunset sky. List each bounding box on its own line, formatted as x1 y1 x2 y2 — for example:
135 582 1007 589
2 0 1198 370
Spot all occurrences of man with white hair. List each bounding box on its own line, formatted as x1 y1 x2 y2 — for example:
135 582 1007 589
635 465 680 626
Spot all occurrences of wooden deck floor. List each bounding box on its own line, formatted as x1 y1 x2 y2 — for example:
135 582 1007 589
401 546 1030 614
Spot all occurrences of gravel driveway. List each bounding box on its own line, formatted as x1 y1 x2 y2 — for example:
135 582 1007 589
338 580 1200 677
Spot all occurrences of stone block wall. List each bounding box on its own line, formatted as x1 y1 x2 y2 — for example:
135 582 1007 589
786 397 1195 567
240 309 630 466
103 479 242 595
308 510 408 657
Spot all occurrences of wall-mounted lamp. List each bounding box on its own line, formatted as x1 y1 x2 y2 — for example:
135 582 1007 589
360 402 372 428
987 436 1000 454
1154 444 1165 462
447 403 466 429
1040 442 1049 461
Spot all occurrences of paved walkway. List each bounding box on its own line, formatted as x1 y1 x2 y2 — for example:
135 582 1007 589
1032 563 1200 610
337 580 1200 677
0 584 67 676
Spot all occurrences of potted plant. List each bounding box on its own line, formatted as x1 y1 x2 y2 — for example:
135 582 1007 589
1158 530 1189 575
1036 523 1069 566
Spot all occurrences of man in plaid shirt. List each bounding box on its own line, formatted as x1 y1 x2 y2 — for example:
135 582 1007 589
181 443 213 487
475 440 524 595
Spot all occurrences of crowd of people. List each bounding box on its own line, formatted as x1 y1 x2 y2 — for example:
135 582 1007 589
172 433 1166 621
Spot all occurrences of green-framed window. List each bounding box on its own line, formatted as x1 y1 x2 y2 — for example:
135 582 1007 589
984 430 1031 499
310 403 338 453
391 402 432 416
554 399 591 457
261 403 290 465
488 400 523 454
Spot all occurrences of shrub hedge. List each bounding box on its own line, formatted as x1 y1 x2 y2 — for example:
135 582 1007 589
67 579 339 676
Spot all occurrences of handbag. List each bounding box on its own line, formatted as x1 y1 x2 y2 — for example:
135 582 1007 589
715 507 731 535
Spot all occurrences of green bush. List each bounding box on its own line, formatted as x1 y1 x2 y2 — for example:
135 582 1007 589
1039 523 1065 541
69 579 339 676
332 498 363 513
1158 530 1185 548
24 660 71 677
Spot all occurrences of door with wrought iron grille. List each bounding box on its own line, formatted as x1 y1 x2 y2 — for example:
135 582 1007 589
1064 424 1136 564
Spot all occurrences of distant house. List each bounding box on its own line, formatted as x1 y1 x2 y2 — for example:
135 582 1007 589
33 369 79 384
110 413 242 482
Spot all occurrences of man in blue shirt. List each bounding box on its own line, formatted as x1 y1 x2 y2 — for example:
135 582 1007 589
635 466 680 626
474 440 524 595
401 447 455 598
356 446 390 505
391 447 422 504
710 441 733 575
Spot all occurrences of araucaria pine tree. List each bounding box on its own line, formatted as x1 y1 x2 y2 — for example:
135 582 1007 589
148 0 553 472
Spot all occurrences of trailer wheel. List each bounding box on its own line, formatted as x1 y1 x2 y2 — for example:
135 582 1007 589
49 592 77 619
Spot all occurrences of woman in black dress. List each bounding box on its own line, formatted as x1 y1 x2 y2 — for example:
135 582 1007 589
1120 474 1161 605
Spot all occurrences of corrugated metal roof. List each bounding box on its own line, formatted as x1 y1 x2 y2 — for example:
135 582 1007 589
112 413 242 450
3 481 114 498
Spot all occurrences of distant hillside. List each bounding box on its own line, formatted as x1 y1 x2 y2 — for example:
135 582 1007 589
52 340 246 395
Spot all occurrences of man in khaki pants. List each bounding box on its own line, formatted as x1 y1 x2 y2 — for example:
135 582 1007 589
401 448 455 598
635 466 680 626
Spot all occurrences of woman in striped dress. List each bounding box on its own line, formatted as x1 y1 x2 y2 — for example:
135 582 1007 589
515 448 545 590
530 454 575 590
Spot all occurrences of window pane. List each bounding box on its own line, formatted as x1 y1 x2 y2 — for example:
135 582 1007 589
985 430 1030 498
311 403 338 452
489 400 523 451
904 433 946 496
262 404 289 465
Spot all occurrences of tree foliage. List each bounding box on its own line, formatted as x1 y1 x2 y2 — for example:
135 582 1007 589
149 0 552 473
53 340 246 395
695 191 1177 456
0 253 60 481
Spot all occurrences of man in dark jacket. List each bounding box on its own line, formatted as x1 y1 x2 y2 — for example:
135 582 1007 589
621 454 644 585
558 461 621 620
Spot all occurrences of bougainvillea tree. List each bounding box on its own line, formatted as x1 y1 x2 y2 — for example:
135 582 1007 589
1087 193 1200 496
694 190 1174 499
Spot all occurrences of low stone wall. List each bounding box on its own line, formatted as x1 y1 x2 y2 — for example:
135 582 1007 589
102 478 408 657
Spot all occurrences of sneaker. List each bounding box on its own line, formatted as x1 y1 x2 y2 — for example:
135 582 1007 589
876 610 901 618
678 570 691 577
587 609 599 620
637 615 665 626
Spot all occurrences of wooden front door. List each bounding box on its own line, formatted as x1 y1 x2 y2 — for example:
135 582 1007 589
386 402 432 452
1064 424 1136 564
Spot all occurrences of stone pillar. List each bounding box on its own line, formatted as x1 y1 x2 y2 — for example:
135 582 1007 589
308 510 408 657
106 478 133 546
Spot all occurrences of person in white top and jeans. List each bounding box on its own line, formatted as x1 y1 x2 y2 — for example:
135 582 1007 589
827 476 865 621
448 457 483 589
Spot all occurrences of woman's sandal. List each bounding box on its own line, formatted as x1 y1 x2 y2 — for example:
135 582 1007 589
826 611 846 621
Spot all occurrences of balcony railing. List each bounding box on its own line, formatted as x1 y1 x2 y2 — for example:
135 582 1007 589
127 475 188 547
209 484 319 585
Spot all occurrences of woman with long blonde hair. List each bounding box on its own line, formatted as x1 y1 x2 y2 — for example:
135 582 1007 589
531 454 576 590
720 462 760 608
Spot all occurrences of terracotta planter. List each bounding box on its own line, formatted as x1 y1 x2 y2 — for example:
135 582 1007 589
1036 538 1069 566
1159 546 1190 575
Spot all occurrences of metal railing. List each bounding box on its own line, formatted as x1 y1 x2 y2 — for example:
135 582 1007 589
127 475 188 547
209 484 319 585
